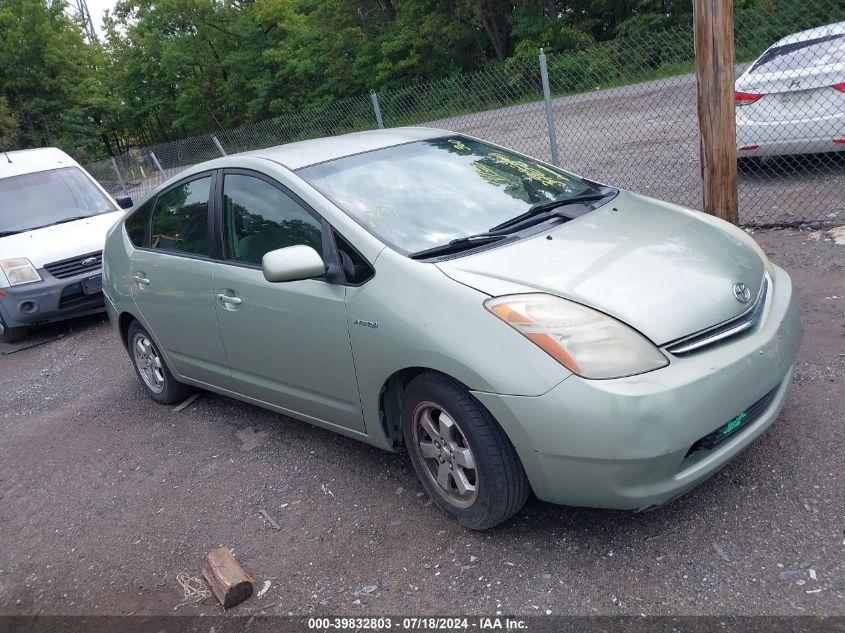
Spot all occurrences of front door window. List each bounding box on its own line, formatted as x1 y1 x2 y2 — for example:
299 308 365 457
222 174 322 265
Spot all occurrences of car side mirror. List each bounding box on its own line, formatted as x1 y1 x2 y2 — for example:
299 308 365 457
116 196 133 209
262 245 326 283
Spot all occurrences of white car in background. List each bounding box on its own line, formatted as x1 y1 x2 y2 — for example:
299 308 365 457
735 21 845 160
0 148 132 343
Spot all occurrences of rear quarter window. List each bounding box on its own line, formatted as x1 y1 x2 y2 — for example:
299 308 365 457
150 176 212 256
124 199 154 247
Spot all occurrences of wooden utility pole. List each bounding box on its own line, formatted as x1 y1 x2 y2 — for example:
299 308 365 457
693 0 739 224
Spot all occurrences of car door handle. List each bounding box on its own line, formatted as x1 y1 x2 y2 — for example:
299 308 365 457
133 273 150 285
216 293 242 306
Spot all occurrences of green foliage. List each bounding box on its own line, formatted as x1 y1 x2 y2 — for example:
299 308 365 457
0 95 18 148
0 0 108 156
0 0 842 158
734 0 845 62
511 1 593 58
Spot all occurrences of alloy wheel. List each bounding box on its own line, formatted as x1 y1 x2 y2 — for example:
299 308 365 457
411 402 478 508
132 333 165 393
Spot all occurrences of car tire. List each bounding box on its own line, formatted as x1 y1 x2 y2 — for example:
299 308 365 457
402 372 529 530
126 320 194 405
0 313 27 344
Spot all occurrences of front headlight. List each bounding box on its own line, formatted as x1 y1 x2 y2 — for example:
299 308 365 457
485 293 668 379
0 258 42 286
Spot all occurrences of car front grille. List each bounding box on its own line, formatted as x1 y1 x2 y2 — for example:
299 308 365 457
666 275 769 356
44 251 103 279
684 386 778 460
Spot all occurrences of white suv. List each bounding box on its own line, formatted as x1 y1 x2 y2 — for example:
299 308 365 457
0 147 131 343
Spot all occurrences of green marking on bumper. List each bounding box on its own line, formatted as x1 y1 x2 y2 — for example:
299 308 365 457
722 411 748 435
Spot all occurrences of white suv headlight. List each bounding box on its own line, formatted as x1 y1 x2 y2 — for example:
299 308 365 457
0 258 42 286
485 293 668 379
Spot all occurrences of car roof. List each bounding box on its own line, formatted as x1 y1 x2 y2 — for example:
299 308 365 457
0 147 79 179
772 20 845 48
238 126 453 170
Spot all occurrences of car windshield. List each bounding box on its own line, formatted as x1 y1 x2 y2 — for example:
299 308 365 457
297 136 597 253
0 166 116 234
751 33 845 73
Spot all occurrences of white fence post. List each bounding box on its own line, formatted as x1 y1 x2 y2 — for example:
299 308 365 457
149 151 165 176
110 156 128 197
539 48 560 167
212 135 227 156
370 90 385 129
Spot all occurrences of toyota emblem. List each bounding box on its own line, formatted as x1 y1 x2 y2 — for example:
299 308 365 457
733 282 751 304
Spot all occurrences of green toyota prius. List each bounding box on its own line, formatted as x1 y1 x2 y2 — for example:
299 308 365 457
102 128 802 529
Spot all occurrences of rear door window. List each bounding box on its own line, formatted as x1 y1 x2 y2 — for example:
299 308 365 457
150 176 212 256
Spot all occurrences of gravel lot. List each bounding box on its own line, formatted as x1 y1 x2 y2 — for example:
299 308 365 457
0 228 843 617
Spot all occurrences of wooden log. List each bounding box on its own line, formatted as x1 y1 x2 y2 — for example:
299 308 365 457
693 0 739 224
202 547 254 609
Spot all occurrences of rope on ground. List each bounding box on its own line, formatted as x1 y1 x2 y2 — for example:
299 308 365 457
176 571 211 608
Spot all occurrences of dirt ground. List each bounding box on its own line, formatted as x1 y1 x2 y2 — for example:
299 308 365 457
0 228 843 617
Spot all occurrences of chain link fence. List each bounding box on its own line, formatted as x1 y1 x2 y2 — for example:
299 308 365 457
83 1 845 227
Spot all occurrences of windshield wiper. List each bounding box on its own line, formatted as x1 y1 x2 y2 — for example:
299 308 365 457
0 229 26 237
26 216 92 231
409 187 616 261
489 189 614 232
409 234 508 260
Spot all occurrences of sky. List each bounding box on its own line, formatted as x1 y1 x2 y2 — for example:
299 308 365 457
81 0 117 35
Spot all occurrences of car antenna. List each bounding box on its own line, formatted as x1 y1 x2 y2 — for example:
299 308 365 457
2 149 10 163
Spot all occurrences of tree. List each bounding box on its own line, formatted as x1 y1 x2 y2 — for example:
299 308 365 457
103 0 264 140
3 0 823 156
0 0 107 154
0 95 18 149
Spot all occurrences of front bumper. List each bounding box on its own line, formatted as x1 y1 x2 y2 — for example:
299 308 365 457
473 264 802 510
0 269 105 329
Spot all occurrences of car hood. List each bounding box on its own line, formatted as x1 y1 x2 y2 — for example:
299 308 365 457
436 191 766 346
0 211 124 268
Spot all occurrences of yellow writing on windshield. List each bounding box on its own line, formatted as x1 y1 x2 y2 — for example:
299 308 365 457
448 139 470 152
473 162 514 188
487 151 571 188
363 204 401 228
